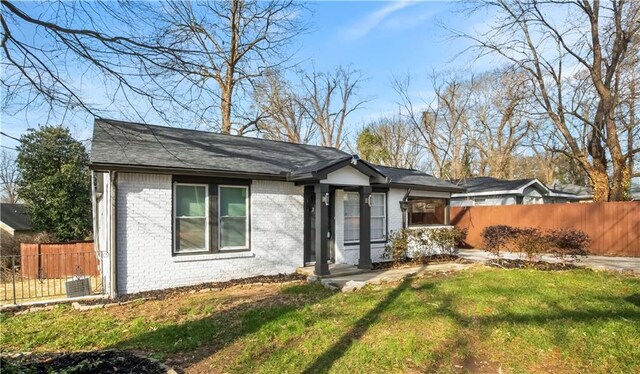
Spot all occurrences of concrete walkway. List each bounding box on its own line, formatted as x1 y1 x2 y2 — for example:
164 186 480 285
457 248 640 274
314 263 475 292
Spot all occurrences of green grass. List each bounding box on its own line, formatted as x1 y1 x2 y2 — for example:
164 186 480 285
2 268 639 373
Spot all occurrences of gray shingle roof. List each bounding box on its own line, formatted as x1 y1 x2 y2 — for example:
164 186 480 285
450 177 536 193
90 119 462 191
1 203 33 231
374 165 464 192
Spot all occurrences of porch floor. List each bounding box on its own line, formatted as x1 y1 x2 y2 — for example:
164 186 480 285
296 263 369 278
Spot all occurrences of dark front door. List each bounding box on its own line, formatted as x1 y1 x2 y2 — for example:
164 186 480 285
304 186 333 265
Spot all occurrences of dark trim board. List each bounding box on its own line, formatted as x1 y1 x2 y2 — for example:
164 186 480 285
90 163 287 181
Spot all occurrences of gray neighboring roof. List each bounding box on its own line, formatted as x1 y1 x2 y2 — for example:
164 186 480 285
450 177 537 194
550 182 593 199
1 203 32 231
90 119 462 191
374 165 464 192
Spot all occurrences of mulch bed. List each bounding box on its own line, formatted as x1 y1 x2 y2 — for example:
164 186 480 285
372 255 473 270
0 350 170 374
487 258 580 271
108 272 307 303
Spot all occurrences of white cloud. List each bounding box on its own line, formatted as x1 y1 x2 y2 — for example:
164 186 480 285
344 1 414 40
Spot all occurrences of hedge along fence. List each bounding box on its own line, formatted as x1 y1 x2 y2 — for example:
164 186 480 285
450 201 640 257
19 241 99 279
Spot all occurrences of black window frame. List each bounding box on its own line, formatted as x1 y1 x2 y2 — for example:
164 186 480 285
407 197 450 227
172 176 251 256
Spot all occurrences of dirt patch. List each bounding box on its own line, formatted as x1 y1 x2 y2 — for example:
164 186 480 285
0 350 170 374
487 258 580 271
372 255 473 270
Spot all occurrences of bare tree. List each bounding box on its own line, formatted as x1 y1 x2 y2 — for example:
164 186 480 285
0 150 19 203
253 70 314 143
457 0 640 201
472 68 533 179
299 66 368 149
356 117 422 169
148 0 309 135
0 1 179 118
394 73 476 179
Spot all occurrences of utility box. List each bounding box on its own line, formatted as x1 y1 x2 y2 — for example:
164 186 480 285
65 277 91 298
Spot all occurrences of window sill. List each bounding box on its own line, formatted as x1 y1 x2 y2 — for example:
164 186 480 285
173 251 255 262
407 224 452 229
343 241 387 248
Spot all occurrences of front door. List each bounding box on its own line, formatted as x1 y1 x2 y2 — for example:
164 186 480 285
304 186 334 264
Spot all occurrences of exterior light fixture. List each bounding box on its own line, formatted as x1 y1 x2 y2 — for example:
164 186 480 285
322 193 330 206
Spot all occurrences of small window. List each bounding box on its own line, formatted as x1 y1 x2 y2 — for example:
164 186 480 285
343 192 360 243
219 186 249 250
408 198 447 226
343 191 387 244
370 193 386 241
174 184 209 253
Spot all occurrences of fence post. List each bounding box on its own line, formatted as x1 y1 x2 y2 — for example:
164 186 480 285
12 256 17 305
37 243 42 279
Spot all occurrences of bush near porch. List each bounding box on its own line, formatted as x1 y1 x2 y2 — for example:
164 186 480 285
2 268 639 373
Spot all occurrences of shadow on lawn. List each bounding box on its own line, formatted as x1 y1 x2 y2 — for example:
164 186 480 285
302 277 420 374
110 283 335 371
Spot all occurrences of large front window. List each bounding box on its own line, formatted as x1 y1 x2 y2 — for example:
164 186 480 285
343 192 387 244
408 198 447 226
174 184 209 253
173 180 250 254
219 186 249 250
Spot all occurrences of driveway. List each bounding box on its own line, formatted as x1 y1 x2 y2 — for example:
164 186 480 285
457 248 640 274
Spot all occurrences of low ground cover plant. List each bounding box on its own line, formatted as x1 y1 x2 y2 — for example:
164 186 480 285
481 225 590 265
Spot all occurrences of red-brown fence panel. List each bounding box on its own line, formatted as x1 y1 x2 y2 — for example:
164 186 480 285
451 201 640 257
20 241 99 279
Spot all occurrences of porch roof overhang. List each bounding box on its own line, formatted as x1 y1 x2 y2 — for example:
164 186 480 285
288 155 389 185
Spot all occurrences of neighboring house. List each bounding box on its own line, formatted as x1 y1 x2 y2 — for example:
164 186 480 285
90 119 464 295
0 203 35 256
549 182 593 203
450 177 581 207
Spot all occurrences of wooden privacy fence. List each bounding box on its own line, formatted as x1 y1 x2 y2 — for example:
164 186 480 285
20 241 99 279
450 201 640 257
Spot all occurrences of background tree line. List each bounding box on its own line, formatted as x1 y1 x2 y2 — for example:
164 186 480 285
2 0 638 205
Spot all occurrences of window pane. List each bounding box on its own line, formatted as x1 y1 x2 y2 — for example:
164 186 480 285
344 192 359 243
176 185 206 217
177 217 206 251
409 198 446 225
371 217 385 240
221 217 246 248
220 186 248 248
220 187 247 217
371 193 385 217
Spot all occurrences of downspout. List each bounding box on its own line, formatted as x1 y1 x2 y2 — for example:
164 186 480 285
110 171 118 298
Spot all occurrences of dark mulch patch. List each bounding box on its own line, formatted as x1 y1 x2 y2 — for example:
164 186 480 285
114 272 306 303
487 258 580 271
0 350 169 374
372 255 472 270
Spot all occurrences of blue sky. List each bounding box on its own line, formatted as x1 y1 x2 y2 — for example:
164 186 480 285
1 1 494 150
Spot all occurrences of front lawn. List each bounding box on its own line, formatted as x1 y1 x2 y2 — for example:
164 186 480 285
2 268 639 373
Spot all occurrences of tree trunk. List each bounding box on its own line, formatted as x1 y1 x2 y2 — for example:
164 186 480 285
221 86 233 134
610 159 631 201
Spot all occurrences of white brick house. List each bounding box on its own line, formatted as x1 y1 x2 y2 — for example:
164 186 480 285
90 119 464 295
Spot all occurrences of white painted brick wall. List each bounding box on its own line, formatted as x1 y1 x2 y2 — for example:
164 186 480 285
116 173 303 294
334 188 406 265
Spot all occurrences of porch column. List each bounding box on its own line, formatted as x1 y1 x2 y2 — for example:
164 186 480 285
314 183 330 276
358 185 373 270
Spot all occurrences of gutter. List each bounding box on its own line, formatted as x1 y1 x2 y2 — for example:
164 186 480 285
109 171 118 298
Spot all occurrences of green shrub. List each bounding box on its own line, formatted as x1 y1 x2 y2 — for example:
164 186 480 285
382 228 412 265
